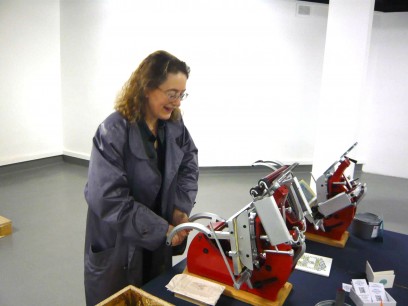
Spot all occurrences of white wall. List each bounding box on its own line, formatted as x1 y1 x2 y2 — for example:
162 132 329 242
311 0 375 178
60 0 114 160
1 0 408 178
60 0 328 165
0 0 62 165
358 13 408 178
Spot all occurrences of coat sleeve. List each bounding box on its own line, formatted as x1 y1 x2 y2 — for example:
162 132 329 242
173 122 199 216
84 118 169 251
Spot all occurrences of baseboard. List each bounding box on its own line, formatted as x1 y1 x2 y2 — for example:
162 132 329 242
0 151 63 167
62 150 90 161
0 155 64 175
62 155 89 167
0 155 363 176
199 164 313 174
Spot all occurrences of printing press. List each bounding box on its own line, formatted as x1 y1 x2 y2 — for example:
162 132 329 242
166 143 367 303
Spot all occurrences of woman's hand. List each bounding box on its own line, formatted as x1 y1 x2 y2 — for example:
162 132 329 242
167 225 189 246
167 208 190 246
172 208 189 226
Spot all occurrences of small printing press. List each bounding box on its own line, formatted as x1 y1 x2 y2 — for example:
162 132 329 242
166 143 366 303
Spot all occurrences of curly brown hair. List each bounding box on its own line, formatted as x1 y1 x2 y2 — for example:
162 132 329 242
114 50 190 123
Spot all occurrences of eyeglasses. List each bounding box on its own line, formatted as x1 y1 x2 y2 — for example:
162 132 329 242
158 88 189 102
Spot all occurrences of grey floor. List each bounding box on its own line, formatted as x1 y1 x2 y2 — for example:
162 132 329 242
0 157 407 305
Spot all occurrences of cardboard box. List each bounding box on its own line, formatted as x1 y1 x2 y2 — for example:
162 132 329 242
97 285 174 306
0 215 12 238
350 288 396 306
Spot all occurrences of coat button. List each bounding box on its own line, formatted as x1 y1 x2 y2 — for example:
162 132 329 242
123 265 128 270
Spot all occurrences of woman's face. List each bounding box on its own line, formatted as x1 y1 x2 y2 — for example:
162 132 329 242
145 72 187 123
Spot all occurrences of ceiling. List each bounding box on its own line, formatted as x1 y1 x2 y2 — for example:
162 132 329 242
299 0 408 12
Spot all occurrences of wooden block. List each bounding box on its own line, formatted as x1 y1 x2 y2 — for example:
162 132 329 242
96 285 174 306
174 293 208 306
0 215 12 238
183 268 292 306
305 231 349 248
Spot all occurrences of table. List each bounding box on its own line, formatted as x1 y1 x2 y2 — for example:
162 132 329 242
142 230 408 305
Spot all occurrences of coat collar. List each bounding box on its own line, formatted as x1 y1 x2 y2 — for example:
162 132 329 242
128 120 183 163
128 123 149 160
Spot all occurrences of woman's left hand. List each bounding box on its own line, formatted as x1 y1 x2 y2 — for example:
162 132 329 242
172 208 189 226
170 208 191 246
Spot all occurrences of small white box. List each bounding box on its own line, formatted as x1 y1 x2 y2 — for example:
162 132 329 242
366 261 395 288
350 288 397 306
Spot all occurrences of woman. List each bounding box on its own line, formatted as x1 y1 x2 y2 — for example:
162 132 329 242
83 50 199 305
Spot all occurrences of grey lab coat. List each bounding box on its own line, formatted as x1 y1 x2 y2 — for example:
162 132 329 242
84 111 198 305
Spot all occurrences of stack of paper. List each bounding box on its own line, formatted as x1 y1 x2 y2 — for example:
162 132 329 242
368 282 387 303
166 274 225 306
351 279 372 303
295 252 333 277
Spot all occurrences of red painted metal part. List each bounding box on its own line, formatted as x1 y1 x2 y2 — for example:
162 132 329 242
186 185 295 302
306 206 356 240
277 186 307 233
187 229 293 301
328 158 351 198
306 157 358 240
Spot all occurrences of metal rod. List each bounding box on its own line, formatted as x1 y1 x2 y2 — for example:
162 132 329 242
209 222 239 288
189 212 225 223
263 249 294 256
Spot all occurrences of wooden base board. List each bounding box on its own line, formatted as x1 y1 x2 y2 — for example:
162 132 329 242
305 231 349 248
0 216 12 238
174 293 208 306
183 268 292 306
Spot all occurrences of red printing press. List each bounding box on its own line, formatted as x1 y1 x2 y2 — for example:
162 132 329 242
166 143 366 303
167 163 308 302
304 142 367 241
